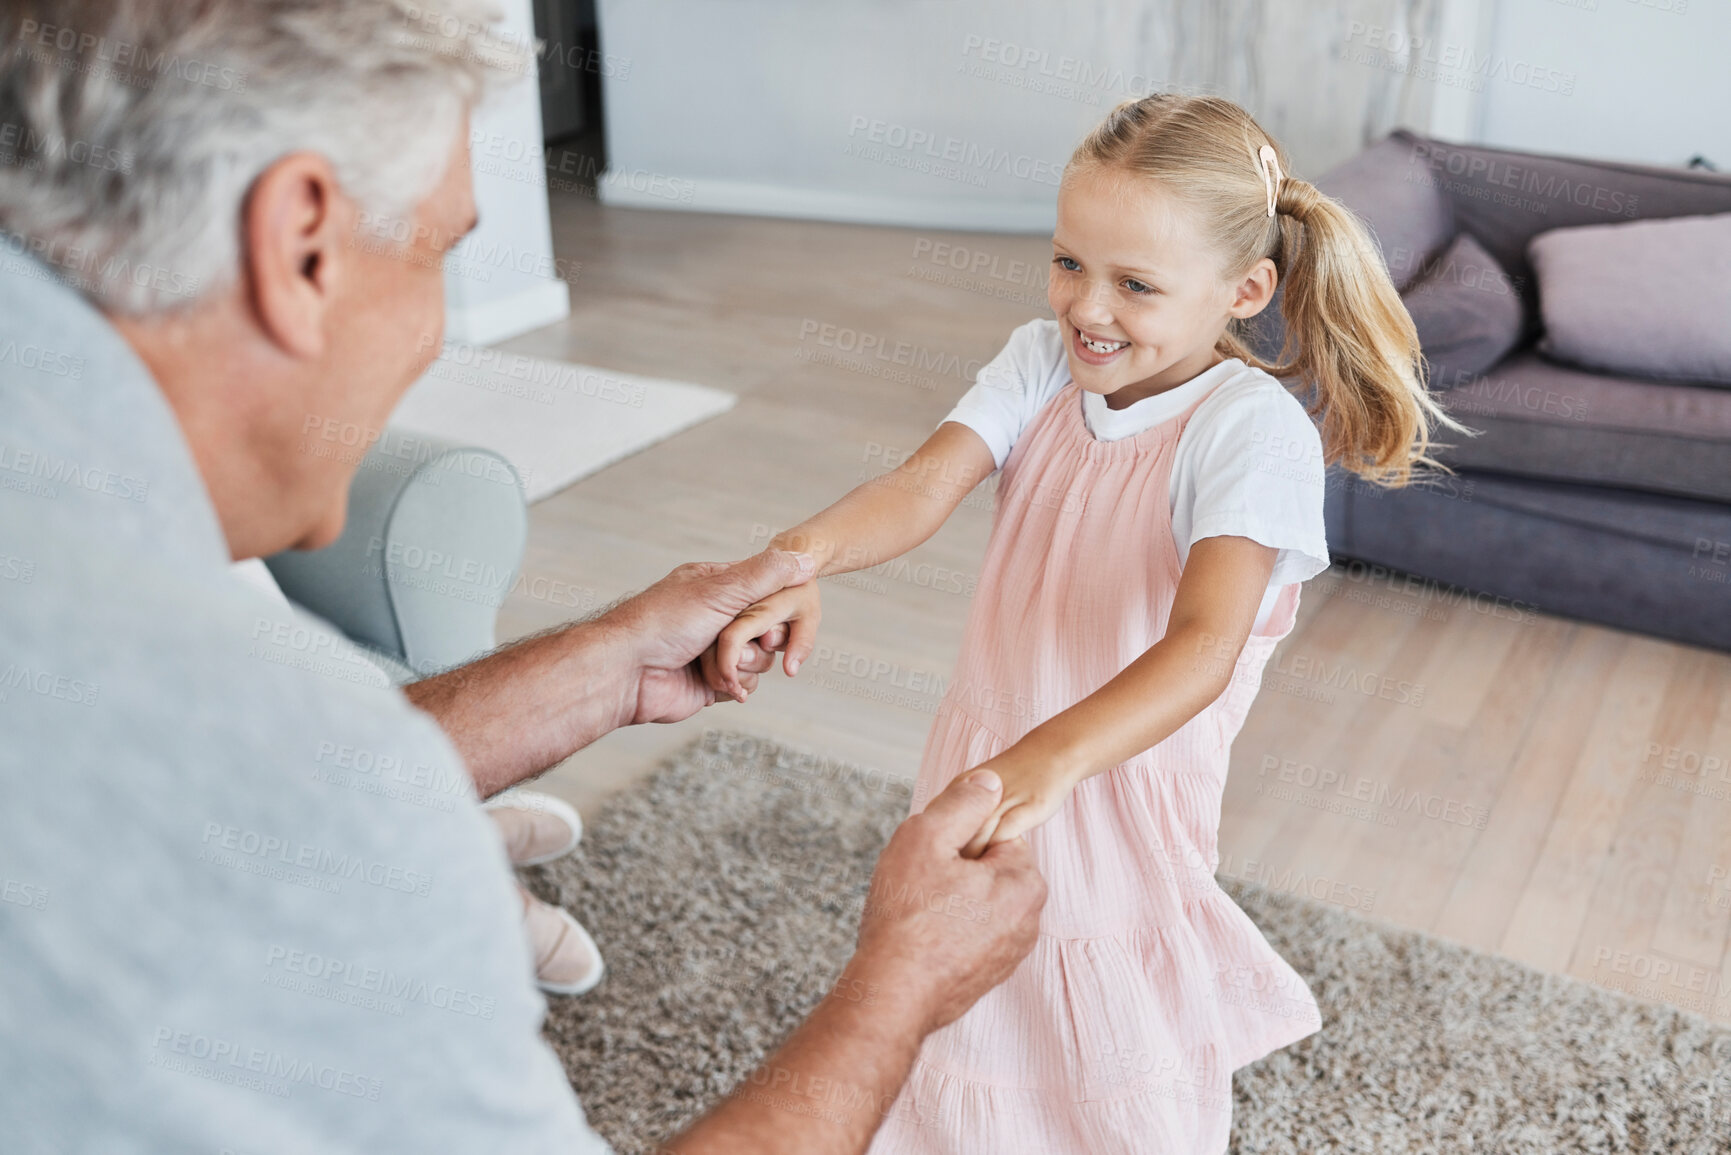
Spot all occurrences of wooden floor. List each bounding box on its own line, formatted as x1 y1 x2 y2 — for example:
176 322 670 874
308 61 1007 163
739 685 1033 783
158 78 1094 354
494 189 1731 1028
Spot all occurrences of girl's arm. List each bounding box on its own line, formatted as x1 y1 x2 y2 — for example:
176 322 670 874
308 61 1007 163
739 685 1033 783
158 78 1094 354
961 535 1278 856
771 421 996 575
704 421 997 697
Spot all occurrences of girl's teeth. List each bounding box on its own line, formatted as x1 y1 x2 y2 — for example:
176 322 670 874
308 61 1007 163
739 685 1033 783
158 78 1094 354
1081 334 1127 354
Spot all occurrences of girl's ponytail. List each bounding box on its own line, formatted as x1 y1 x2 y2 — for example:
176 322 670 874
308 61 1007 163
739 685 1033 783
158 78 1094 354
1072 94 1462 487
1264 176 1460 485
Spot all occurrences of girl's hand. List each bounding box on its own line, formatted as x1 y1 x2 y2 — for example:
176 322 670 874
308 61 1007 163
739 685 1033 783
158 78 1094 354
700 581 823 700
960 745 1084 858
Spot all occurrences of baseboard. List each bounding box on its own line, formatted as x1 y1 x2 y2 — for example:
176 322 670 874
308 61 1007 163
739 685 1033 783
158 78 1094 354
444 279 572 347
596 172 1056 234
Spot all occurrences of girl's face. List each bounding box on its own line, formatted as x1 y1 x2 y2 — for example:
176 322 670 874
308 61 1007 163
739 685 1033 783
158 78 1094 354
1047 165 1275 406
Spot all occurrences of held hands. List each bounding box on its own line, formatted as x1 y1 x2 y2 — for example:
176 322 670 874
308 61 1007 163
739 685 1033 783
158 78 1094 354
959 744 1085 859
852 769 1047 1034
700 580 823 702
606 549 816 726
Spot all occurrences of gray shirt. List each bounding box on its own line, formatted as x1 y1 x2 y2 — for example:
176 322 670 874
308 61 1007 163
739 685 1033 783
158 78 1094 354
0 249 612 1154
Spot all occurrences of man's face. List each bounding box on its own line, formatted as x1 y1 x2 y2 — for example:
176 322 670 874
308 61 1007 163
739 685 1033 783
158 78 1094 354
292 125 478 549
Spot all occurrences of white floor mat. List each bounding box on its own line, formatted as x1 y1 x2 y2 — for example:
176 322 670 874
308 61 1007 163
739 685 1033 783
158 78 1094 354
390 347 736 503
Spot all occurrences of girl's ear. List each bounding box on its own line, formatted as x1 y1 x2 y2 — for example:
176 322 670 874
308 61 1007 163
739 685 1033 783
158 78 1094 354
1226 257 1278 320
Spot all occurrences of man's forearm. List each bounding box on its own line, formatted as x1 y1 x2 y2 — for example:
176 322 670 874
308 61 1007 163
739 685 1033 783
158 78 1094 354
405 551 815 797
403 617 635 798
663 957 929 1155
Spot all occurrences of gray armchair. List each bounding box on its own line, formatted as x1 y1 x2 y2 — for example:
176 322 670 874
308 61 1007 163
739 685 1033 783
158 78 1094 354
265 429 528 683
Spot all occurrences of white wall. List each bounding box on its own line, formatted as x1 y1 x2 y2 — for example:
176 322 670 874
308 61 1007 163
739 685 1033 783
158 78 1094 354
1476 0 1729 168
592 1 1724 233
595 0 1481 233
443 0 570 346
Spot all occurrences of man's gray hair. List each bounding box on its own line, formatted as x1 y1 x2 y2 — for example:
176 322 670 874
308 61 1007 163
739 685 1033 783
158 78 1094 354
0 0 531 314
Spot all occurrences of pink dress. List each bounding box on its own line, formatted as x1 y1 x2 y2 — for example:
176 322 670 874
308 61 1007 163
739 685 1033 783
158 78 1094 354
869 381 1321 1154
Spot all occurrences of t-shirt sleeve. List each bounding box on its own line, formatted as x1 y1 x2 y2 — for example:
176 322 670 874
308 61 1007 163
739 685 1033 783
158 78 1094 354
1172 375 1331 587
940 319 1069 468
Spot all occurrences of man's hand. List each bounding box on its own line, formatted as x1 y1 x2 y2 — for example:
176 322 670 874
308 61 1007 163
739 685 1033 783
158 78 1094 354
605 550 815 725
665 770 1045 1155
848 769 1047 1034
407 549 814 798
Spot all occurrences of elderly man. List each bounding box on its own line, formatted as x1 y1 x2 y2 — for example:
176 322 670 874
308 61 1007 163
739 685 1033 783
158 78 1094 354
0 3 1044 1152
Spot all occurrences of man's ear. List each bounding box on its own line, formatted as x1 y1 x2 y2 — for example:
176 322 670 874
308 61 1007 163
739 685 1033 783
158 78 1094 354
243 152 348 360
1226 256 1278 320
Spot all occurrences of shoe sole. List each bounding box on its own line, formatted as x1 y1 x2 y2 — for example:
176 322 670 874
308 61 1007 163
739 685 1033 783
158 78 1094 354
537 909 606 997
484 790 584 866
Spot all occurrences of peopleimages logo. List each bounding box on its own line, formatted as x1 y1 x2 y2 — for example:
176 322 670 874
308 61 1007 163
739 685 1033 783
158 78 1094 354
796 319 988 387
1 878 50 911
17 19 249 92
264 945 497 1020
1405 141 1639 218
1344 23 1576 95
956 35 1185 105
0 336 86 378
0 663 100 707
0 441 149 502
844 115 1063 187
199 822 434 897
1256 755 1488 829
0 121 133 174
1268 652 1424 707
149 1026 381 1101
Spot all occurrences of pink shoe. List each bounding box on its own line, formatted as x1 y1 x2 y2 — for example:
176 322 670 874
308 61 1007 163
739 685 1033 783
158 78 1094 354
484 789 583 867
520 885 605 996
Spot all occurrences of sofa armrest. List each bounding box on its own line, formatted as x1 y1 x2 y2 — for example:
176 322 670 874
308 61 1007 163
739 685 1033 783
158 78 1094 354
264 428 528 678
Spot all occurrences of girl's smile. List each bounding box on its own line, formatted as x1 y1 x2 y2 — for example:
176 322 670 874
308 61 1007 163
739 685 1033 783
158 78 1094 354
1070 323 1132 365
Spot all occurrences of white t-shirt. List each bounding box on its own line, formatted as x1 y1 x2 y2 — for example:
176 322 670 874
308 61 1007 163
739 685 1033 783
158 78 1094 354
943 319 1330 631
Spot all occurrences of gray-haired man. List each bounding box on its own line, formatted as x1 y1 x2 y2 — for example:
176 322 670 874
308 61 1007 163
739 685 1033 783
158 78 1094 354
0 3 1044 1152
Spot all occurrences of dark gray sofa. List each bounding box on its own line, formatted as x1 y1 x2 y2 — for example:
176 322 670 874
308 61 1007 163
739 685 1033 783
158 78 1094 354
1293 130 1731 652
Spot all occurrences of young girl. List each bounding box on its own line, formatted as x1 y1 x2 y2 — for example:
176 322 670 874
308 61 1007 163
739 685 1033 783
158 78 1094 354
706 94 1451 1153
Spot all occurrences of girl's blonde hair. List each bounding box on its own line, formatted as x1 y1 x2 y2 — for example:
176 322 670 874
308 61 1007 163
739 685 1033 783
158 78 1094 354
1071 93 1460 485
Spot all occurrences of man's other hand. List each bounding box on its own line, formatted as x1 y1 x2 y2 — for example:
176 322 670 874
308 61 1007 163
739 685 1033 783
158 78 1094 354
850 770 1047 1035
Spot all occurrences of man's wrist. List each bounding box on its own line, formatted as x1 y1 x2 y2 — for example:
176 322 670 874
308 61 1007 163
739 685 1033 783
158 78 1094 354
663 947 932 1154
564 609 645 734
834 947 943 1042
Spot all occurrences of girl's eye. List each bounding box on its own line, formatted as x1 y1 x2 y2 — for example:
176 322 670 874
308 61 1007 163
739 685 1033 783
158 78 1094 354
1123 278 1153 294
1053 256 1080 272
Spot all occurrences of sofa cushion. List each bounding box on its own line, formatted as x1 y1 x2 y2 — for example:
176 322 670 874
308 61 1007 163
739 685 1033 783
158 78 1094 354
1528 212 1731 386
1388 131 1731 290
1434 352 1731 501
1315 133 1456 291
1402 232 1526 389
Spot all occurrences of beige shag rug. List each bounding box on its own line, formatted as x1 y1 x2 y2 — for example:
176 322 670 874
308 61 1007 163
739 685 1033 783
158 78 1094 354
524 730 1731 1154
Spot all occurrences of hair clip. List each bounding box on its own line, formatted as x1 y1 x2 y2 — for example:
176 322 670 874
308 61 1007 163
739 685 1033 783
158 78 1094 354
1257 144 1282 218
